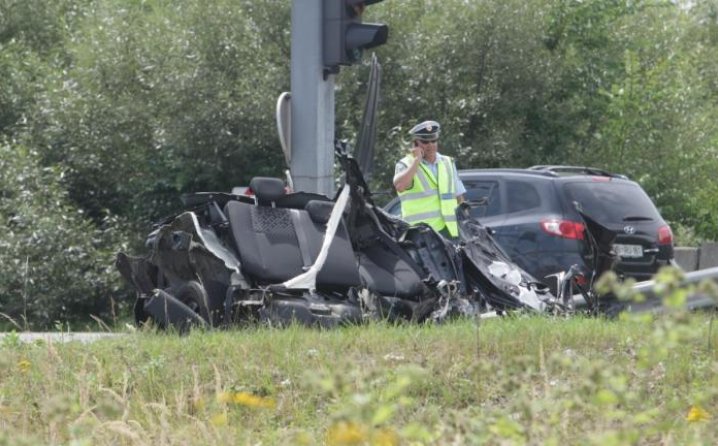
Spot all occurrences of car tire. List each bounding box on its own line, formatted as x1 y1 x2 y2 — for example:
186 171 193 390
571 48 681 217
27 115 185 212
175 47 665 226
176 281 212 326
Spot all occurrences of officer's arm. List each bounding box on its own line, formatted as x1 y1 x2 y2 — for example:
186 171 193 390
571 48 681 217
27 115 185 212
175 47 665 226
393 148 423 192
393 162 419 192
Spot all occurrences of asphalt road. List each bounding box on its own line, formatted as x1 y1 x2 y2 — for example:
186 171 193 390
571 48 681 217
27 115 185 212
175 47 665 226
0 332 124 344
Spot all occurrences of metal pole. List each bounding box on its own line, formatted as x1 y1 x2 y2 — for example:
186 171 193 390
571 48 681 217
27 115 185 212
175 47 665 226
290 0 335 196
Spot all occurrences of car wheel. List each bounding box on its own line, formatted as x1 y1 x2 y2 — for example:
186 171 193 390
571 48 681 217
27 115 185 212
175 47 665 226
176 281 212 326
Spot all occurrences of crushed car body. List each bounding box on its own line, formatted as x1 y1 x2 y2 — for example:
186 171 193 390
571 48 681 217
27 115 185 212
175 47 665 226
116 146 595 331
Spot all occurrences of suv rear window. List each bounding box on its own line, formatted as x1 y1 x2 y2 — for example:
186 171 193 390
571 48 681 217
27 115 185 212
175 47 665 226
562 181 660 223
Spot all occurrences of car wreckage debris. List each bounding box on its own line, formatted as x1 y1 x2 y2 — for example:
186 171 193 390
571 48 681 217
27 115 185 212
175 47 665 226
116 148 638 333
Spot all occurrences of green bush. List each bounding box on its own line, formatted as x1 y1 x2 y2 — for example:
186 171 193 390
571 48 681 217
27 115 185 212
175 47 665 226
0 142 127 329
30 0 289 223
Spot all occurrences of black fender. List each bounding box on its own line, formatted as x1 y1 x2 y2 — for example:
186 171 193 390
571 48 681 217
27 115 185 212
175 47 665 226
140 289 208 333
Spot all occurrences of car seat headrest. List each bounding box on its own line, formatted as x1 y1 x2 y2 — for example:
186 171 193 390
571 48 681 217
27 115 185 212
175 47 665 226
249 177 286 205
305 200 334 224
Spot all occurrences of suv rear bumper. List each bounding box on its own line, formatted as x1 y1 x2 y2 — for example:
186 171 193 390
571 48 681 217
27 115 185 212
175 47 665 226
616 258 673 281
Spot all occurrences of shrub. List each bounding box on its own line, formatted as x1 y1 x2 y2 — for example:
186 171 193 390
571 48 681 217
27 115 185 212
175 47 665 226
0 141 128 328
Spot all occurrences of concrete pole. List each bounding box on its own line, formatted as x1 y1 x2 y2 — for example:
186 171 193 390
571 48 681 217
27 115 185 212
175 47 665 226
290 0 335 196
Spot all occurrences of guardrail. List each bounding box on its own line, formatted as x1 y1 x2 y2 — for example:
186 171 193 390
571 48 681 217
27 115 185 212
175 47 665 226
674 243 718 272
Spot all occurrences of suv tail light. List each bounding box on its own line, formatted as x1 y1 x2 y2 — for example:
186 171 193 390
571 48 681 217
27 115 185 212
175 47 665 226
540 219 585 240
574 274 588 286
657 225 673 245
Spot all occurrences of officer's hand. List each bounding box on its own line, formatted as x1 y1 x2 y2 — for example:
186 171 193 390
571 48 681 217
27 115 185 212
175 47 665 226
411 146 424 161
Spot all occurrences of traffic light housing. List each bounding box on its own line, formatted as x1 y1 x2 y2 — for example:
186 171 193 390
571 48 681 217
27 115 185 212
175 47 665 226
323 0 388 74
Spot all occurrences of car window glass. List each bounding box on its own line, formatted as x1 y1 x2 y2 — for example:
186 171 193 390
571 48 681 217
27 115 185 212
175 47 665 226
506 181 541 213
563 181 660 223
464 181 501 218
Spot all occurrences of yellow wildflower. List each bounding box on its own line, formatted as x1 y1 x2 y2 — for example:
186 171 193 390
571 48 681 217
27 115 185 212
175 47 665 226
17 359 31 373
371 428 399 446
686 406 710 422
216 391 276 409
232 392 276 409
326 421 368 445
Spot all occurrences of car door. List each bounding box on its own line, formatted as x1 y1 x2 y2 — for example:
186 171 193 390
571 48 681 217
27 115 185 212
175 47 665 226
461 176 505 228
492 179 561 281
462 176 555 276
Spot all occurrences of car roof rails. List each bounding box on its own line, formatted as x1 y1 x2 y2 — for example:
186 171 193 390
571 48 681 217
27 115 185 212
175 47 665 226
527 165 628 179
461 167 557 177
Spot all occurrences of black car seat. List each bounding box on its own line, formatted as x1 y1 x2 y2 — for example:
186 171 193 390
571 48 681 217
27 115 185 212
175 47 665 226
356 241 426 300
224 177 360 289
349 213 426 300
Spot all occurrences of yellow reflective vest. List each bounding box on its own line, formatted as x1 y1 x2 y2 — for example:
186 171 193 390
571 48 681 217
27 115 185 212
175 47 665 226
397 154 459 237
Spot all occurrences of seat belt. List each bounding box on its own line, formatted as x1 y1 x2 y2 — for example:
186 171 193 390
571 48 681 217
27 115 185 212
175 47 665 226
289 209 313 270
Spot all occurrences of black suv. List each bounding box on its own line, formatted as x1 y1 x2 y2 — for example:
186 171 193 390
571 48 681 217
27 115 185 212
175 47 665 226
385 166 674 290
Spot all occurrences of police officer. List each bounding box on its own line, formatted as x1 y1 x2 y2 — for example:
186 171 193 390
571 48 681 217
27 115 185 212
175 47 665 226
393 120 466 238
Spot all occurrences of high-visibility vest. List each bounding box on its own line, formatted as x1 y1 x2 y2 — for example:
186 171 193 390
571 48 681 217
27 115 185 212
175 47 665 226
397 154 458 237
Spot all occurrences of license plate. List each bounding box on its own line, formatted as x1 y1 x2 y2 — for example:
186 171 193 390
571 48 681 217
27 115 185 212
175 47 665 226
614 243 643 258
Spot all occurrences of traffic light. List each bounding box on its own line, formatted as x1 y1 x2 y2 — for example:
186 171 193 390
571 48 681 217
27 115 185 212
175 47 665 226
323 0 389 74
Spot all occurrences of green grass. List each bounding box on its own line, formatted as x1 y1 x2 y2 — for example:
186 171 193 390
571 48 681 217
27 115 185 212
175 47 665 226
1 314 717 445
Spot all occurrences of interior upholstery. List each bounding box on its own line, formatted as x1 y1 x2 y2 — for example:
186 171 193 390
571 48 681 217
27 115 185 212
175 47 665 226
224 197 361 289
356 242 425 299
249 177 286 205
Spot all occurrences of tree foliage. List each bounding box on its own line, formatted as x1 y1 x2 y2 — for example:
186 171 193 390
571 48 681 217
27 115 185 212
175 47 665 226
0 142 124 328
29 0 291 222
2 0 718 325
